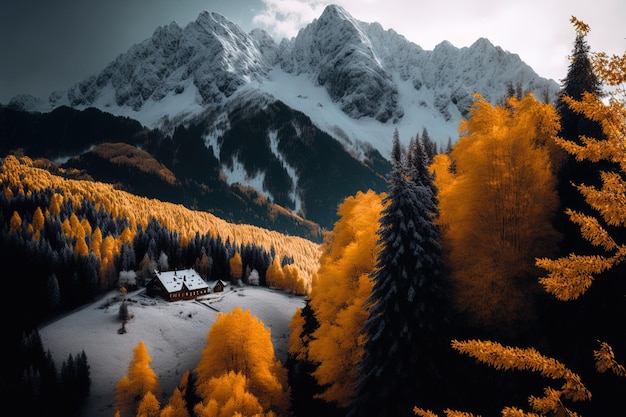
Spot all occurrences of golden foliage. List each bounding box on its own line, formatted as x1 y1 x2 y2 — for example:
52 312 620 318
160 387 190 417
229 252 243 282
452 339 591 416
9 210 22 233
594 341 626 377
287 307 307 362
437 93 560 327
136 391 160 417
266 257 285 290
32 206 45 230
304 190 385 407
115 340 161 417
74 235 89 257
195 307 290 415
0 155 320 285
91 142 177 185
282 264 307 295
413 408 485 417
192 371 272 417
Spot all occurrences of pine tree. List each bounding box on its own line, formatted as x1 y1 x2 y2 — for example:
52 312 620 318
350 133 451 416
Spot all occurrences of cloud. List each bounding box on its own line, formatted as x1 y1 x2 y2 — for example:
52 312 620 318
253 0 330 40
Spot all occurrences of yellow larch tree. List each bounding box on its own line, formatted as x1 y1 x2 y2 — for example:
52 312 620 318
69 213 85 240
32 206 45 231
194 307 290 415
74 235 89 257
136 391 161 417
193 371 273 417
9 210 22 233
115 340 161 417
283 263 307 295
305 190 385 407
90 227 103 259
61 217 72 238
100 235 118 289
49 192 63 216
229 252 243 283
437 93 561 330
159 386 189 417
265 257 285 290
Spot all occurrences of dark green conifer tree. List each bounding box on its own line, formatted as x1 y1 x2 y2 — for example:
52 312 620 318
554 19 605 255
350 133 451 417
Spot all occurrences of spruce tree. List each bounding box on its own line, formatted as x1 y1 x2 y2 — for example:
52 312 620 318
350 133 451 417
554 17 605 256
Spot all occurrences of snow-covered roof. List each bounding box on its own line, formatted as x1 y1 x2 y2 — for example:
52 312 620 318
154 269 208 293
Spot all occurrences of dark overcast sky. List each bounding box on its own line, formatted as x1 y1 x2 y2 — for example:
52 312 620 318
0 0 263 103
1 0 623 104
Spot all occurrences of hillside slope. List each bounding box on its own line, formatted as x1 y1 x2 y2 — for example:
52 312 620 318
40 285 305 417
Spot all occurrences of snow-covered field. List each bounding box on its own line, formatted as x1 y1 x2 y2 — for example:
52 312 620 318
39 283 306 417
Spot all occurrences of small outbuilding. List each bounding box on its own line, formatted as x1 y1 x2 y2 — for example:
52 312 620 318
213 279 227 293
147 268 209 301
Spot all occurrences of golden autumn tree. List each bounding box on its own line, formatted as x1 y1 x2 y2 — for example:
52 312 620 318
159 387 189 417
265 257 285 289
100 235 118 288
193 371 273 417
115 340 162 417
74 235 89 257
229 252 243 283
300 190 384 407
32 206 45 231
90 227 103 259
437 93 561 330
283 264 307 295
160 370 191 417
136 391 161 417
9 210 22 233
194 307 290 415
49 192 63 216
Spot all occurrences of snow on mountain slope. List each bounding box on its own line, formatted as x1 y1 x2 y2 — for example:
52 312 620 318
11 4 559 161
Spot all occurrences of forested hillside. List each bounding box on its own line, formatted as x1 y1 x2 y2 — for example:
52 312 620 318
0 154 320 416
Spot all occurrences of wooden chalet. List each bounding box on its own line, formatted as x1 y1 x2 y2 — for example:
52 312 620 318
147 268 209 301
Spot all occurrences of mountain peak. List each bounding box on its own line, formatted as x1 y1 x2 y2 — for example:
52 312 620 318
283 4 401 122
318 4 353 21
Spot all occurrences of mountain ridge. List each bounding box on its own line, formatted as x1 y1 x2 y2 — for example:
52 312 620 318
9 4 559 157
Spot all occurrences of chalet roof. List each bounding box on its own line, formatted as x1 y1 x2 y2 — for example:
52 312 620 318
154 269 208 293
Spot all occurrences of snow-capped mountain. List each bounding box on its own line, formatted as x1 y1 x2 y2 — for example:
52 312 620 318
6 4 560 231
14 4 558 157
